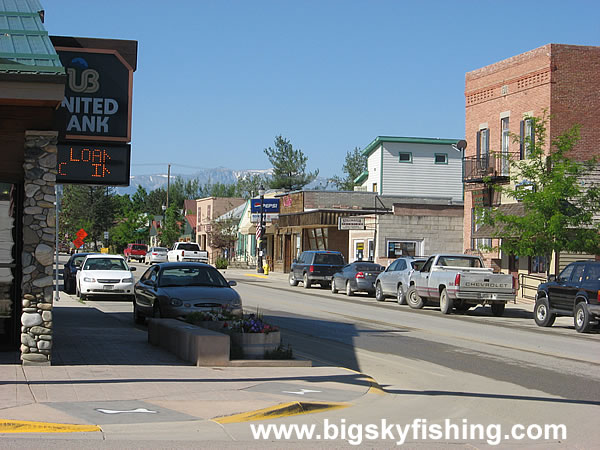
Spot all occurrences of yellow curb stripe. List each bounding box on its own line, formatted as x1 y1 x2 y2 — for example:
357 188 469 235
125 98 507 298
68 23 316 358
213 401 349 424
0 419 101 433
244 274 269 279
340 367 386 395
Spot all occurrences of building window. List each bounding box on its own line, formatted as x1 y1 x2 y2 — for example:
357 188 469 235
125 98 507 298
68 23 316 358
520 118 535 159
277 235 283 261
372 183 378 193
476 128 490 169
387 240 420 258
307 227 328 250
434 153 448 164
501 117 510 176
471 207 492 250
530 255 548 274
207 205 212 219
399 152 412 163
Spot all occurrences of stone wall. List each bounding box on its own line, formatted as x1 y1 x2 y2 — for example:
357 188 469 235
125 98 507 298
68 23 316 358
20 131 57 365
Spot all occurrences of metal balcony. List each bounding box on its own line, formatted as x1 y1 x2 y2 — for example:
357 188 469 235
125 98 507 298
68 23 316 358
463 152 519 184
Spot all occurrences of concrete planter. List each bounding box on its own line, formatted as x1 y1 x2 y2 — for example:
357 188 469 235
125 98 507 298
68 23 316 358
231 331 281 359
195 320 229 332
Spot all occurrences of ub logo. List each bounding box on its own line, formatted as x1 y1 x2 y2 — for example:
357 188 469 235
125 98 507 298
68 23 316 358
67 68 100 93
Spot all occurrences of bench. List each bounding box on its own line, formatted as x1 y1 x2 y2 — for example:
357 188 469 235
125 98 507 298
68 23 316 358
148 318 230 366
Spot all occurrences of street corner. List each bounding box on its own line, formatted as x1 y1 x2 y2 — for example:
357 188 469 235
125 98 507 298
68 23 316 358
338 367 386 396
212 401 350 424
0 418 101 434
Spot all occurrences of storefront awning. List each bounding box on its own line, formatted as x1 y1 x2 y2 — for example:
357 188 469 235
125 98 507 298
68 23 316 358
472 203 525 239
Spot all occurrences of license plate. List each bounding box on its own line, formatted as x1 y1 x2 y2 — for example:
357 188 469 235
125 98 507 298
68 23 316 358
482 293 497 300
103 285 114 291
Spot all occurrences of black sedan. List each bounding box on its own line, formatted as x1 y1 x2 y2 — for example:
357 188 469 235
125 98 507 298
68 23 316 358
331 261 385 297
63 252 94 294
133 262 242 324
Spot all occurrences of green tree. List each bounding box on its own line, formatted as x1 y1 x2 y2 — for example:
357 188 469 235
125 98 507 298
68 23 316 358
264 135 318 191
159 204 183 248
208 216 238 259
478 115 600 275
235 173 268 199
131 185 148 213
110 210 149 252
329 147 367 191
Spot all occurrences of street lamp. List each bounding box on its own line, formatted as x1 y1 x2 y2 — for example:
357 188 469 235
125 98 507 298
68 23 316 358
257 184 265 273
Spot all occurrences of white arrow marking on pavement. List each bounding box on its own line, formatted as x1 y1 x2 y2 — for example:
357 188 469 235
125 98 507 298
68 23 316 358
281 389 322 395
95 408 158 414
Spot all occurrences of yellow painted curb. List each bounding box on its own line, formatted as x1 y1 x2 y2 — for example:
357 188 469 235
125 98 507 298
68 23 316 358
213 401 349 424
244 274 269 279
341 367 386 395
0 419 101 433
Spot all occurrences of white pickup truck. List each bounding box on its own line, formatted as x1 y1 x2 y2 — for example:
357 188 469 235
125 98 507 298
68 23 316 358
406 254 516 316
167 242 209 263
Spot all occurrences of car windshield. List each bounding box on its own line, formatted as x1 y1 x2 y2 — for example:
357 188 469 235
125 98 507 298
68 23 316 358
132 245 147 251
158 267 228 288
411 260 426 270
83 258 127 271
178 243 200 251
314 253 344 265
153 247 167 253
437 256 483 268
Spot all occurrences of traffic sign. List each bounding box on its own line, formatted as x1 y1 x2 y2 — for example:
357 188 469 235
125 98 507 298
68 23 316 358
73 237 84 248
76 228 88 240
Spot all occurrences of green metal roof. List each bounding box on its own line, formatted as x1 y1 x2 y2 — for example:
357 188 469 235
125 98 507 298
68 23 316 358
353 170 368 184
361 136 460 157
0 0 64 75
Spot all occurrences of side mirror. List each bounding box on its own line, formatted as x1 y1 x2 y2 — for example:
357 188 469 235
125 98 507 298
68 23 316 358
548 274 556 282
228 280 237 287
130 267 137 271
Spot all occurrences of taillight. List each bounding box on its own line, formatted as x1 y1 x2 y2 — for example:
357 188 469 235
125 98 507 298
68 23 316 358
181 250 184 256
152 252 157 256
309 265 314 273
454 273 461 286
356 272 365 279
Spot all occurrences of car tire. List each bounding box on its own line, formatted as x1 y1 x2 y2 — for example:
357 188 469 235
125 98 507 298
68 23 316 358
406 285 424 309
133 301 145 324
396 286 406 305
491 302 506 317
345 281 353 296
288 273 298 286
303 273 311 289
375 282 385 302
534 297 555 327
574 302 592 333
331 279 338 294
440 288 453 314
320 281 331 289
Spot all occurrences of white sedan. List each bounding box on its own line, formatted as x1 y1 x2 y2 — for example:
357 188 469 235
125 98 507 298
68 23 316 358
76 254 136 301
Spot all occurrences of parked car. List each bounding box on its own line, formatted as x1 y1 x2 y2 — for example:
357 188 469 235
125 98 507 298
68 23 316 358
76 254 136 301
331 261 385 297
145 247 168 264
167 242 208 263
535 260 600 333
124 243 148 263
63 252 94 294
375 257 427 304
289 250 345 289
133 262 242 324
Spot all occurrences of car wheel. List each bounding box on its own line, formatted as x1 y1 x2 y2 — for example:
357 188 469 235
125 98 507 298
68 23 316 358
303 273 311 289
331 279 338 294
288 272 298 286
440 288 453 314
345 281 353 296
396 285 406 305
534 297 555 327
491 303 506 317
406 285 424 309
320 281 331 289
375 282 385 302
133 300 145 324
574 302 592 333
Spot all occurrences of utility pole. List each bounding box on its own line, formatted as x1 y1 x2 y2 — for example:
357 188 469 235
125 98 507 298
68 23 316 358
166 163 171 210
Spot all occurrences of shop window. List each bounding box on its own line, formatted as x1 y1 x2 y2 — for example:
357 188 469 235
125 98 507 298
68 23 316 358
530 255 548 274
471 207 492 250
307 228 329 250
520 118 535 159
387 241 418 258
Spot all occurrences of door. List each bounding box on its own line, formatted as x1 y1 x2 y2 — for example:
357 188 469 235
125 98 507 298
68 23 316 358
417 256 435 298
284 235 291 273
548 263 576 311
0 183 22 351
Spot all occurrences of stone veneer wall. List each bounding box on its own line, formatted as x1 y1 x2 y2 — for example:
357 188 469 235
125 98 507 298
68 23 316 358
20 131 58 365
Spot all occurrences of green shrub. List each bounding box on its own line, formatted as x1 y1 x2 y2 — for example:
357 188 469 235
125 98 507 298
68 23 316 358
264 344 293 360
215 257 229 269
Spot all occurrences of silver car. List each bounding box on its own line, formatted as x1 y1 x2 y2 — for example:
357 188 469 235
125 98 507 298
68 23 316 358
375 257 426 304
145 247 168 264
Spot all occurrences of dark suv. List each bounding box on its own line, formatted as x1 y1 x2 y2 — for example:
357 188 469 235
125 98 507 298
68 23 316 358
535 260 600 333
289 250 345 289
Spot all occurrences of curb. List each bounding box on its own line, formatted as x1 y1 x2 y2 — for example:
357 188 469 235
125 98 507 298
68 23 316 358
212 401 350 424
340 367 386 396
0 419 101 433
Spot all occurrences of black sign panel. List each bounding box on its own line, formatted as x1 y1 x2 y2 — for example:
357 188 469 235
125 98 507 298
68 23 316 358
54 48 132 142
57 143 131 186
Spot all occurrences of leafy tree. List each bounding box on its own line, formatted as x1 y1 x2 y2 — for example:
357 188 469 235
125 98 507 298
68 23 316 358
146 188 167 216
208 216 238 259
477 115 600 275
264 135 318 191
236 173 267 199
329 147 367 191
131 185 148 213
159 204 183 248
109 210 149 252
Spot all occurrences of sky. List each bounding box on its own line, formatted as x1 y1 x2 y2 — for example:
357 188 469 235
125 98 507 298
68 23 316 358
45 0 599 179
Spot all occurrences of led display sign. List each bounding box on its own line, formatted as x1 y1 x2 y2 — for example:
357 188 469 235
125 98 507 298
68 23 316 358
57 143 131 186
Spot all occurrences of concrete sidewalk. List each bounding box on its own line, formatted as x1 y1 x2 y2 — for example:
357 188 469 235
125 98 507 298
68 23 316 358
0 293 377 439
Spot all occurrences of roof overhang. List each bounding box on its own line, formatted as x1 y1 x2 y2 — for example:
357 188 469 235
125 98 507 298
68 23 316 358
362 136 461 158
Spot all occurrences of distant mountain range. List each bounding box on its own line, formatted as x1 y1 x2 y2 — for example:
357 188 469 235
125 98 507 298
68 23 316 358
117 167 331 195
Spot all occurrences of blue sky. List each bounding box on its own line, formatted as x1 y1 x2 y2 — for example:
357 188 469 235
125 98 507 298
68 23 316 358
45 0 599 179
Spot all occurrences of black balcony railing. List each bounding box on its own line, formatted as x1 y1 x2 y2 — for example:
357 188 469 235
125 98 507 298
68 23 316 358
463 152 519 183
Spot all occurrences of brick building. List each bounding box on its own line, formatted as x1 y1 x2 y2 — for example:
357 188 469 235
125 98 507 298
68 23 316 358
463 44 600 294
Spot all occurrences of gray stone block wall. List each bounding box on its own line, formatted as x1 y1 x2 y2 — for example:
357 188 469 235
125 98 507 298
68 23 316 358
20 131 58 366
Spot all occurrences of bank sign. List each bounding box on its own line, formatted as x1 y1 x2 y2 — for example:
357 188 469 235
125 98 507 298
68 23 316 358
54 48 133 142
251 198 280 213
